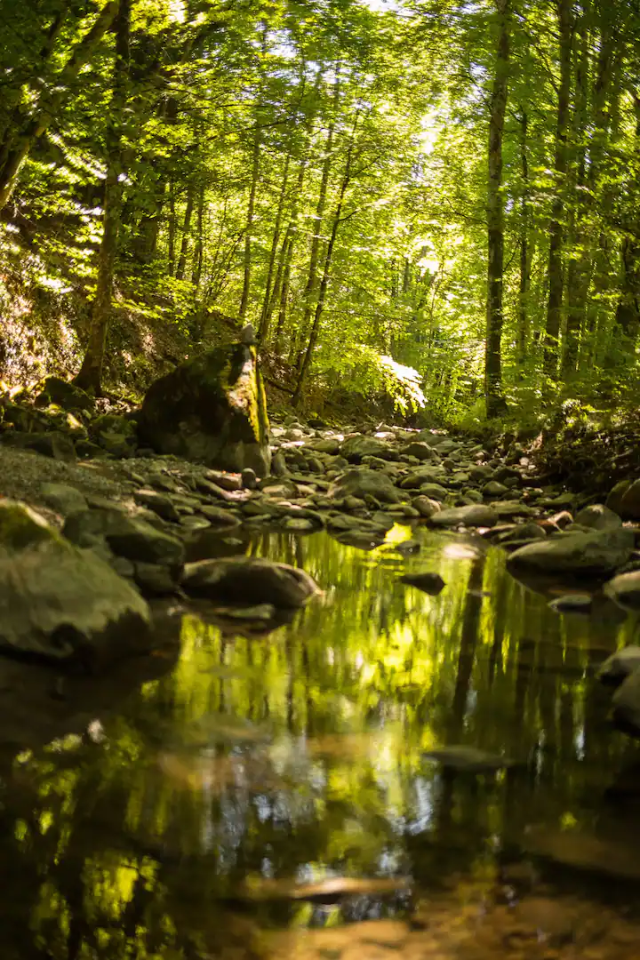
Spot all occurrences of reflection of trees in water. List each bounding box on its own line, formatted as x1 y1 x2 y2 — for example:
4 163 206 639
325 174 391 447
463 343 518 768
0 531 635 957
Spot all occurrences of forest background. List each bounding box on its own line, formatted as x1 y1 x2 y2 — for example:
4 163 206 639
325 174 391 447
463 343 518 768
0 0 638 428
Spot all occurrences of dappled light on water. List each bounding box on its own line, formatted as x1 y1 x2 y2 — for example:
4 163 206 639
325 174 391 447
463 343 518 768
0 527 639 958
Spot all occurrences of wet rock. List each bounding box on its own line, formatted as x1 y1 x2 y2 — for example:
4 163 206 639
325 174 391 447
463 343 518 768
5 430 76 462
411 496 441 519
618 479 640 520
91 414 138 458
341 436 397 462
497 522 546 547
400 572 445 595
400 467 446 490
524 825 640 880
394 539 421 555
64 508 184 572
134 488 181 522
328 468 401 504
607 479 632 516
0 500 151 665
574 503 622 530
400 441 435 461
613 670 640 734
418 482 449 500
422 745 518 772
548 594 593 614
138 342 271 476
597 646 640 684
428 504 499 528
182 557 319 608
507 528 634 576
241 467 257 489
604 570 640 610
199 505 242 528
271 451 288 476
311 438 341 455
133 562 177 596
33 376 94 412
40 482 88 516
483 480 510 498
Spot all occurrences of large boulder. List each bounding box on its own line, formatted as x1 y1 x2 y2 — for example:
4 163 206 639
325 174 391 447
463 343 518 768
328 468 401 504
604 571 640 611
33 376 94 413
507 528 634 577
137 342 271 477
0 501 151 665
182 557 319 608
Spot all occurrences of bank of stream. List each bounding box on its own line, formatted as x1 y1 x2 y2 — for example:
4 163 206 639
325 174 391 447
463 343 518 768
1 522 640 959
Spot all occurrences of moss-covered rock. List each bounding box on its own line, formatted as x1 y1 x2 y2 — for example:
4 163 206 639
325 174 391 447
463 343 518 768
34 376 94 413
0 501 151 666
137 342 271 476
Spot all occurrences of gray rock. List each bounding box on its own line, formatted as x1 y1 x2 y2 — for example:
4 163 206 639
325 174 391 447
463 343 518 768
400 467 446 489
138 342 271 476
604 570 640 611
199 505 242 528
597 646 640 685
428 505 499 528
133 562 177 596
0 500 150 665
400 572 445 595
328 469 401 505
498 522 546 547
182 557 319 608
241 467 257 489
271 451 288 477
508 528 635 576
574 503 622 530
91 414 137 458
418 483 449 501
40 482 88 515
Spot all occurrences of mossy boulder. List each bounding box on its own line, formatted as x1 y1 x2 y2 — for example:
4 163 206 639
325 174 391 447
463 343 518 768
0 501 151 666
137 342 271 476
34 376 94 413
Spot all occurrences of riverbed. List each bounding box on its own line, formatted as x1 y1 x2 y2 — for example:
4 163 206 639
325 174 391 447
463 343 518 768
1 524 639 959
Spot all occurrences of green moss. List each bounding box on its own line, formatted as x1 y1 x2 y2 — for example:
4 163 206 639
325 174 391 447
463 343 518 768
0 501 60 550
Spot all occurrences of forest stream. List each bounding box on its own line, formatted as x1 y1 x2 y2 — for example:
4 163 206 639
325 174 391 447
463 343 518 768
2 523 640 960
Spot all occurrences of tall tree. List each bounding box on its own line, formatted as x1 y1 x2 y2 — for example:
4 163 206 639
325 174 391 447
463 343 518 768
485 0 512 416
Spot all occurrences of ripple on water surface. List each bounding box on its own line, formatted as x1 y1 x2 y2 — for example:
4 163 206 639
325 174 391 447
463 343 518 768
1 525 640 959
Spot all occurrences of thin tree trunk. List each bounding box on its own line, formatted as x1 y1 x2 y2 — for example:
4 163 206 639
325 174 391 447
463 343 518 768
175 184 195 281
239 126 261 321
293 112 359 406
0 1 119 210
485 0 511 417
517 109 530 373
613 93 640 342
168 183 176 276
259 154 291 333
192 182 206 289
543 0 573 379
73 0 130 394
293 73 341 366
562 0 591 379
264 158 308 347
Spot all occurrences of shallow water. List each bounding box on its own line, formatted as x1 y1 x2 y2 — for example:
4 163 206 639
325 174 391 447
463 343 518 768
2 525 640 959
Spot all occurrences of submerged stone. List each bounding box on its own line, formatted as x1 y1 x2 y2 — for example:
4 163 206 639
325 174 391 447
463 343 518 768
400 572 445 595
597 645 640 685
422 745 518 772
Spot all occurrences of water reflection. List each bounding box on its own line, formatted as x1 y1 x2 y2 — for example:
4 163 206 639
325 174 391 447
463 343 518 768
1 525 640 959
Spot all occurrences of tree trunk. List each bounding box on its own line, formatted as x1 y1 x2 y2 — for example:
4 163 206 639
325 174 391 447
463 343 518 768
239 126 261 321
613 93 640 343
294 73 340 367
0 1 119 210
293 112 358 406
517 109 530 373
192 182 206 289
485 0 511 417
175 183 195 281
543 0 573 379
259 154 291 334
73 0 130 395
562 0 591 379
168 183 177 276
